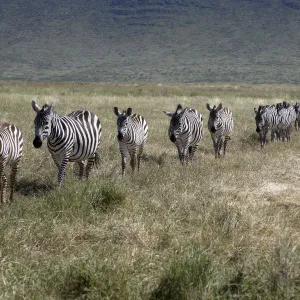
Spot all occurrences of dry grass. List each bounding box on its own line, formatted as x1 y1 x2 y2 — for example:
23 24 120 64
0 81 300 299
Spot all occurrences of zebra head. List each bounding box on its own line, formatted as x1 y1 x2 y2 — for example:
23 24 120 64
113 107 132 141
253 106 267 133
163 104 184 143
32 100 56 148
206 103 223 133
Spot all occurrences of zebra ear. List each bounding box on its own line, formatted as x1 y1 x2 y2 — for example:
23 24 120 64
50 101 56 110
216 103 223 111
163 111 174 117
113 107 120 116
176 104 183 114
206 103 212 111
32 100 41 112
127 108 132 116
254 108 258 114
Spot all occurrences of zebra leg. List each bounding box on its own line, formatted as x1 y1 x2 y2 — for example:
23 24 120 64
296 120 300 131
121 154 127 177
57 160 69 187
223 136 230 156
182 144 190 164
9 162 19 202
85 156 95 179
130 150 137 173
188 145 197 162
212 137 218 159
175 143 184 165
0 164 6 203
137 145 144 173
217 138 223 158
259 131 265 148
75 161 85 179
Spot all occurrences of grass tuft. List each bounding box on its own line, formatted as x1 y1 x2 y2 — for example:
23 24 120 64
150 247 213 300
89 182 126 211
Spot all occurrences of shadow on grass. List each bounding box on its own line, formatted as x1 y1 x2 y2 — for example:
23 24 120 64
142 152 167 167
16 178 54 197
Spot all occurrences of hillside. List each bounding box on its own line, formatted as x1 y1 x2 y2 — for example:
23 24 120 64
1 0 300 83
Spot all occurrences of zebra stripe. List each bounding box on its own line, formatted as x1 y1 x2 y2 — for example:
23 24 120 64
113 107 148 176
164 104 204 164
254 105 279 147
32 101 102 186
207 103 234 158
0 123 23 203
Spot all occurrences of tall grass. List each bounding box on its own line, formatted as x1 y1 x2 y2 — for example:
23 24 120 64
0 81 300 299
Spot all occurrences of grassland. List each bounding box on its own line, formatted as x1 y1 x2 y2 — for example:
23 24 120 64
0 81 300 299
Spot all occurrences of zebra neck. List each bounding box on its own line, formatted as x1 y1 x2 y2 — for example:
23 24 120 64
49 113 63 140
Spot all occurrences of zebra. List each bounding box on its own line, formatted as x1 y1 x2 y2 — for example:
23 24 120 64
254 105 279 147
295 102 300 131
163 104 204 164
113 107 148 176
206 103 234 158
32 100 102 186
276 102 295 141
0 123 23 203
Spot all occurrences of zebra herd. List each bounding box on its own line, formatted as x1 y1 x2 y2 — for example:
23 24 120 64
1 98 299 204
0 100 235 203
254 101 300 148
1 98 300 204
4 99 300 204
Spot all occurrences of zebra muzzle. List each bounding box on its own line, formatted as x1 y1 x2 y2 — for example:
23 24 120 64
211 126 216 133
256 127 260 133
117 132 123 141
33 137 43 148
169 134 176 143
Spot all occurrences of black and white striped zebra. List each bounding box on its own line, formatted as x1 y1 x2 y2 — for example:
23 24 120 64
294 102 300 131
0 123 23 203
207 103 234 158
164 104 204 164
32 101 102 186
254 105 279 147
113 107 148 176
276 102 296 141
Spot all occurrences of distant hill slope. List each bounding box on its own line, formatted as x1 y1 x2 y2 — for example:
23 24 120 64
1 0 300 83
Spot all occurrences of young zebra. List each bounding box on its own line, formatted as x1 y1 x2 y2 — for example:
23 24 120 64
206 103 234 158
164 104 204 164
254 105 279 147
113 107 148 176
32 101 102 186
0 123 23 203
